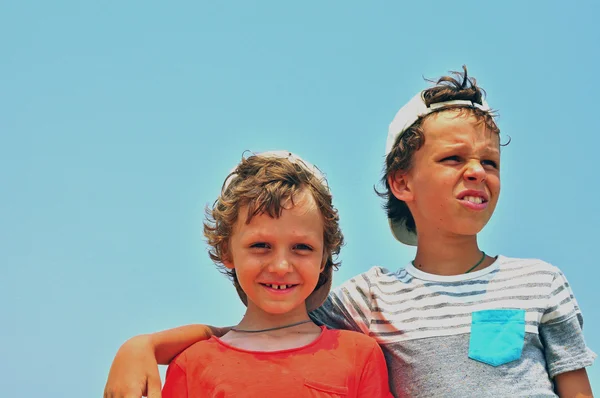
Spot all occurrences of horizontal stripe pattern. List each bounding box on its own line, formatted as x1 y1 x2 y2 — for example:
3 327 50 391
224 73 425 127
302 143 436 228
329 255 581 343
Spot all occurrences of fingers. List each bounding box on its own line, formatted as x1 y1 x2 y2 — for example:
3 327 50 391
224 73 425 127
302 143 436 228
146 376 162 398
146 389 162 398
145 369 162 398
103 388 148 398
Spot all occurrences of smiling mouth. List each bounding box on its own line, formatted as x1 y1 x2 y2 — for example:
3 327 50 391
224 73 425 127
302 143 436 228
261 283 298 290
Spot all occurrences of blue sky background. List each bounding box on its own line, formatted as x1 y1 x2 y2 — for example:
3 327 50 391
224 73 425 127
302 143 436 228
2 1 599 396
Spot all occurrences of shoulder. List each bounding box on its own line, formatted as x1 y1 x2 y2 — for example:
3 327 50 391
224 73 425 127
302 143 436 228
328 266 398 309
326 327 379 351
497 255 563 279
323 328 385 368
335 266 399 291
361 265 398 280
172 338 220 367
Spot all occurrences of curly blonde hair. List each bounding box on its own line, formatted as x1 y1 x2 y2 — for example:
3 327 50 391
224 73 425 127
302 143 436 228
204 152 344 299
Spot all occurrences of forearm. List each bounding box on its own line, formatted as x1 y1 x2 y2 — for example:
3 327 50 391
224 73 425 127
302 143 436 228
554 368 593 398
150 324 230 365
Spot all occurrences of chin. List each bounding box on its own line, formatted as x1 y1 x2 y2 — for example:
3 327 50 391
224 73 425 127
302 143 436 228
259 302 304 315
452 222 488 237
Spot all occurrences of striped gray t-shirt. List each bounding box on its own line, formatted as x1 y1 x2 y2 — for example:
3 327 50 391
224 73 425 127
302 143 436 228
310 255 596 397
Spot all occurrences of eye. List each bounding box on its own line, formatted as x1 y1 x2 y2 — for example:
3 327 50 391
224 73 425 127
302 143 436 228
293 243 313 252
250 242 270 249
441 155 461 163
482 159 499 169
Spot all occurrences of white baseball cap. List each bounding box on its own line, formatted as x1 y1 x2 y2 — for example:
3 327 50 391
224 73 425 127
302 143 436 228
385 92 492 245
224 150 332 311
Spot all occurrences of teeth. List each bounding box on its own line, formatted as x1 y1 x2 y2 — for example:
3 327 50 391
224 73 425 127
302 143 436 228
266 284 291 290
464 196 483 204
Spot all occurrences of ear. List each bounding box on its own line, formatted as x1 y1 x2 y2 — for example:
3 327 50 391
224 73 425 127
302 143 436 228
222 243 235 270
223 257 235 270
388 170 414 202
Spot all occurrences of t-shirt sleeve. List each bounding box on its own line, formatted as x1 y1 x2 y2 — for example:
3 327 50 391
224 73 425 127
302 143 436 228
162 357 188 398
356 341 394 398
309 269 377 335
539 268 596 378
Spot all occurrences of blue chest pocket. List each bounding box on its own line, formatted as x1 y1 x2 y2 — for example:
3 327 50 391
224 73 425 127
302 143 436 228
468 309 526 367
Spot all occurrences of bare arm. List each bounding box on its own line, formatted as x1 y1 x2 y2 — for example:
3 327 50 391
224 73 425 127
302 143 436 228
151 324 230 364
554 368 594 398
104 324 229 398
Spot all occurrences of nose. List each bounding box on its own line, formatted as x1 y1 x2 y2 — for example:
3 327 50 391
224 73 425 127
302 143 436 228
463 160 486 183
267 251 293 276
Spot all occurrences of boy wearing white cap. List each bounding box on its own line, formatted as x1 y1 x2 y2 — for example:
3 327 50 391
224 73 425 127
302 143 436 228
312 66 595 397
104 68 595 398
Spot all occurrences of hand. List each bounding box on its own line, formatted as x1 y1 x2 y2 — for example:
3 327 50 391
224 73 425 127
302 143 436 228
104 335 162 398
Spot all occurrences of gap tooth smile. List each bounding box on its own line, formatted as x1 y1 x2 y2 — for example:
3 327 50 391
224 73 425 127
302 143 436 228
265 283 292 290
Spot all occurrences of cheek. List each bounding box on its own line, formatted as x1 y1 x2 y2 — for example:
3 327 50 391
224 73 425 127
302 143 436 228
415 171 454 200
298 258 325 283
234 257 261 278
488 174 501 196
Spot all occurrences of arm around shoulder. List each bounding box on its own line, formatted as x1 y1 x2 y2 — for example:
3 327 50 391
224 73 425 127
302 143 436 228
104 334 162 398
151 324 230 364
104 324 229 398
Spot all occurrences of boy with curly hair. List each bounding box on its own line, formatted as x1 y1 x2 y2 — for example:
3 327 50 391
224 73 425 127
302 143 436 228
158 151 392 397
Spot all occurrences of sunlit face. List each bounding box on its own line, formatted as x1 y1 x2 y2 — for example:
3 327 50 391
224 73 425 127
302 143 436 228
391 110 501 239
223 189 325 316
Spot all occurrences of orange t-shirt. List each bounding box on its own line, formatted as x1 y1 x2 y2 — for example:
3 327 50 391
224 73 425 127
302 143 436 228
162 326 393 397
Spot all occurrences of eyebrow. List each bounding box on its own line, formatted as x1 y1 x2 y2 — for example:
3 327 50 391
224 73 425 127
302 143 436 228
436 142 500 157
240 230 321 242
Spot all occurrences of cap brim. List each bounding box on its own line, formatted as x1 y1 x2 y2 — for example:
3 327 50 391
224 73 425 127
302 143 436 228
389 218 418 246
235 265 332 312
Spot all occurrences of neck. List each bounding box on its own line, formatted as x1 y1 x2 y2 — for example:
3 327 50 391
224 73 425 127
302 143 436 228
412 232 489 276
236 302 313 332
222 301 322 352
